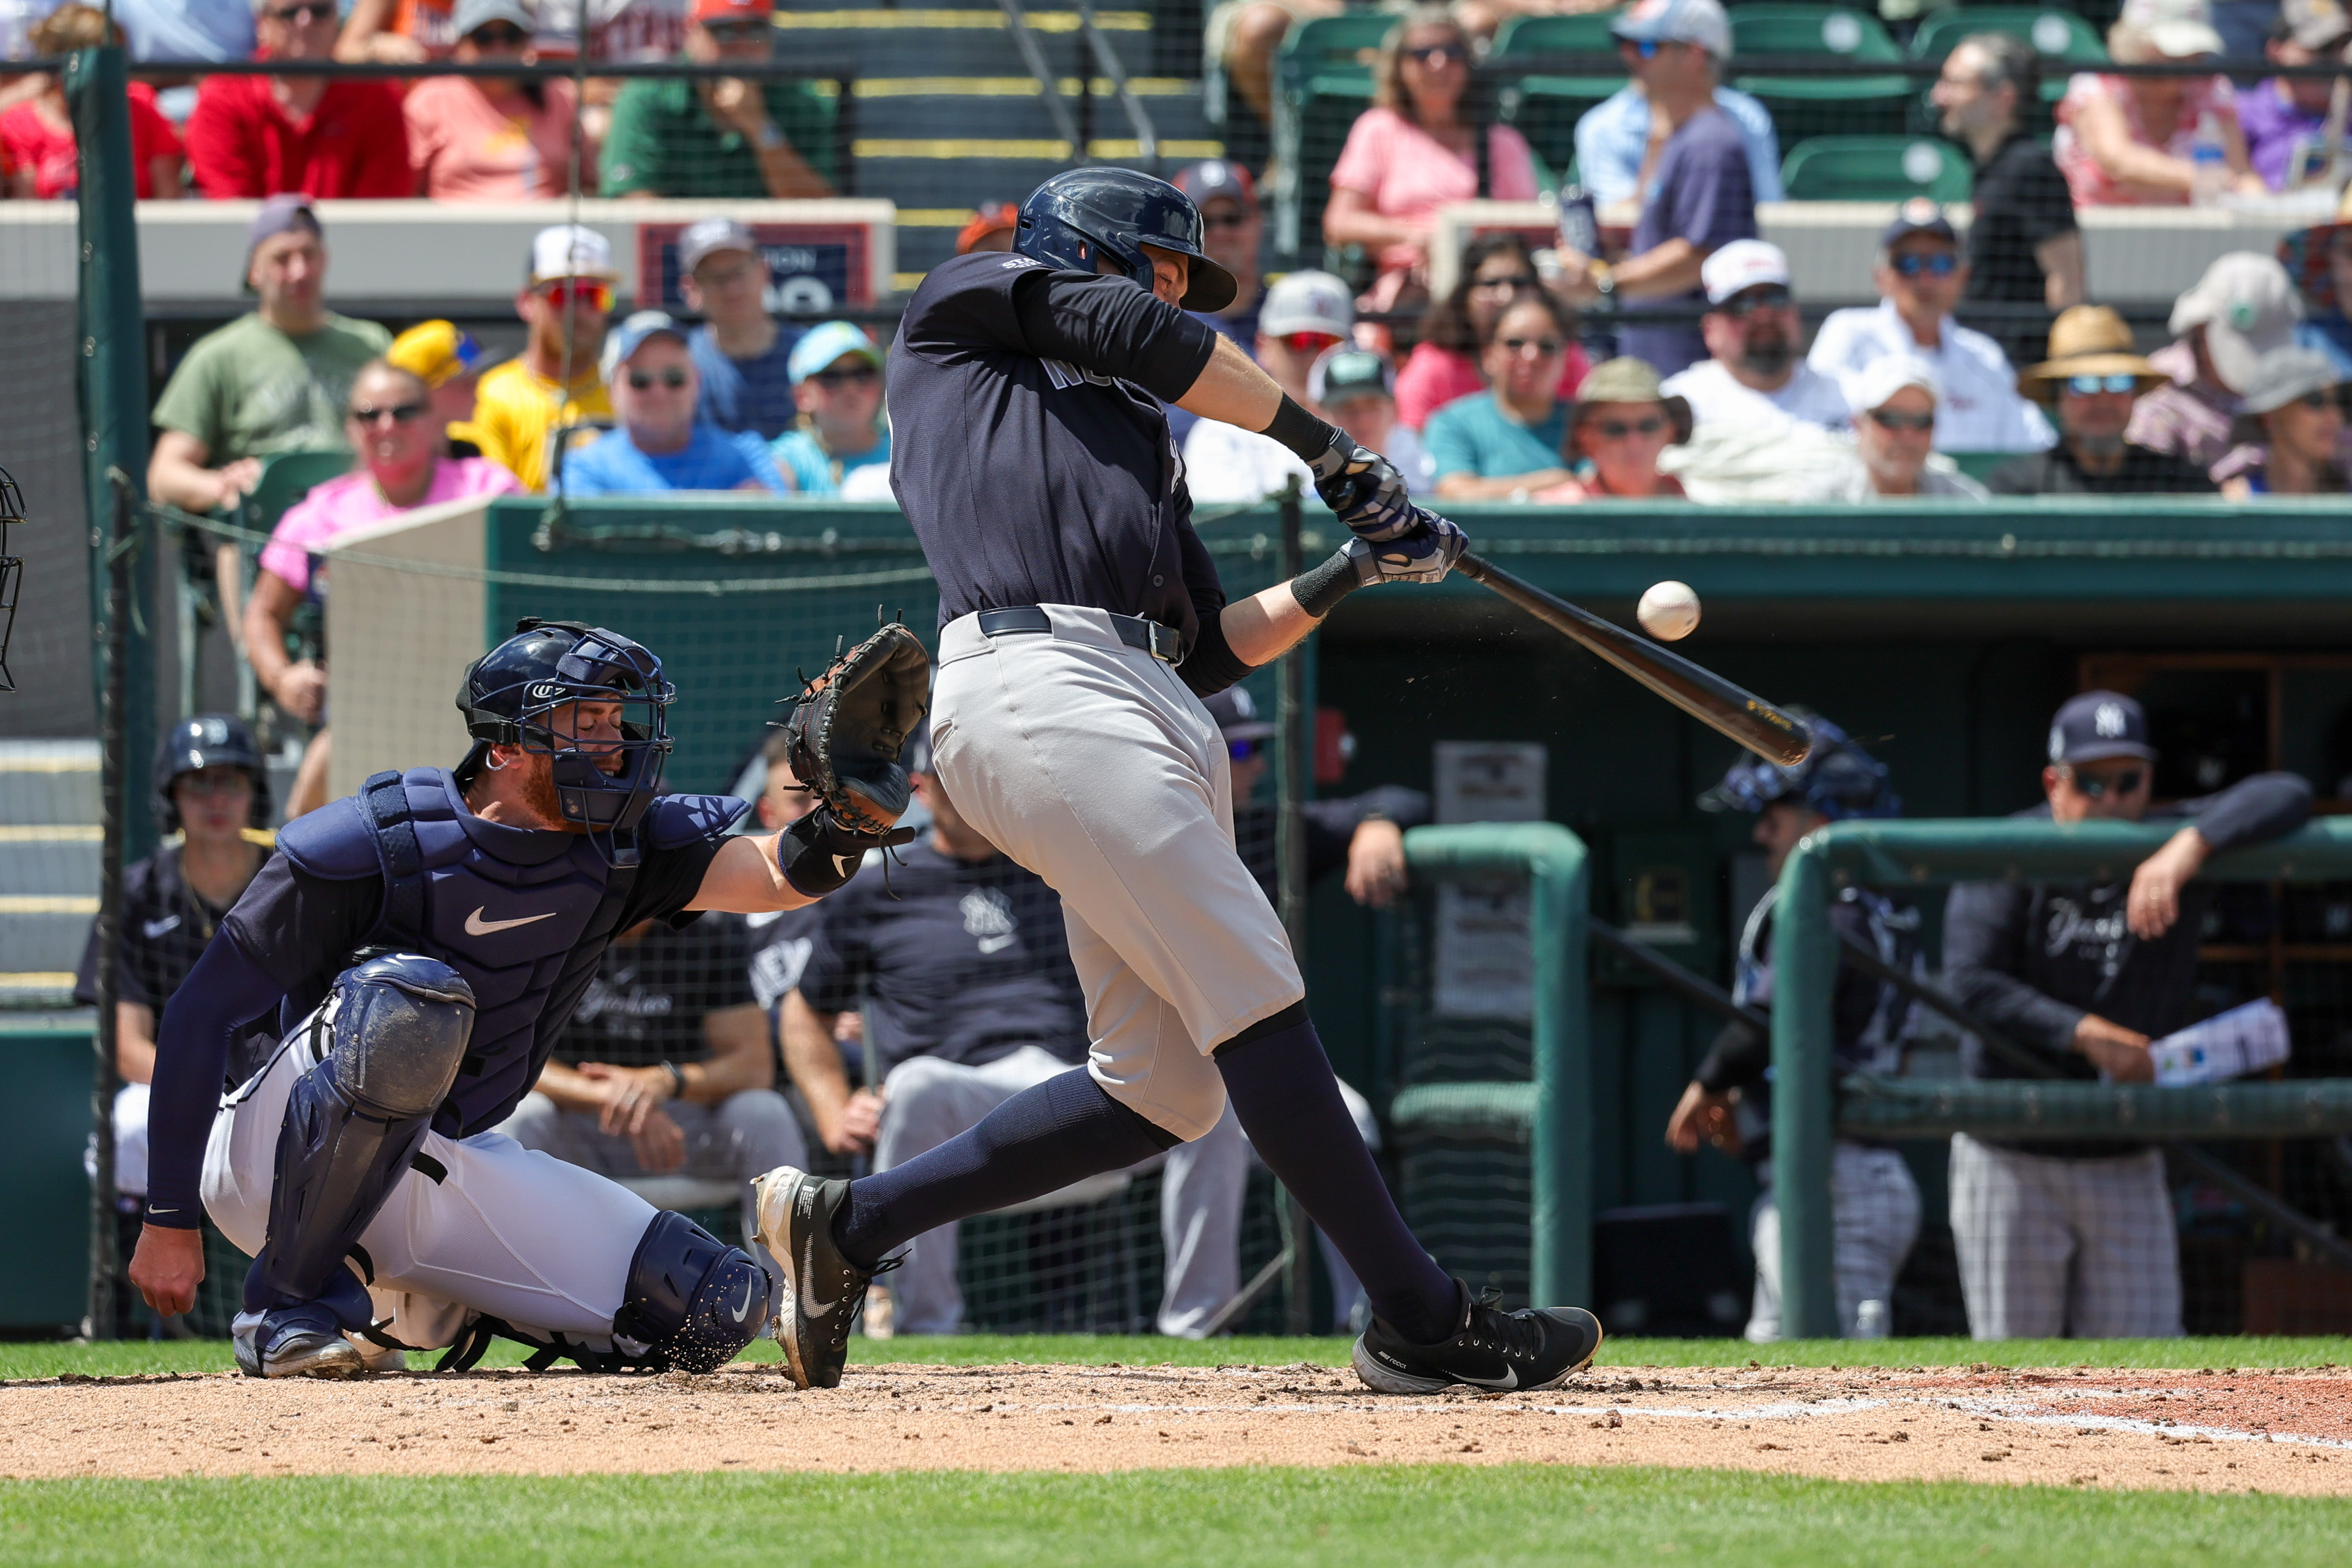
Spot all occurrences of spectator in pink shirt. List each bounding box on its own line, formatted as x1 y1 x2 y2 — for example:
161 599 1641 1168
243 359 522 818
1394 233 1590 430
404 0 588 199
1323 6 1539 314
2054 0 2263 206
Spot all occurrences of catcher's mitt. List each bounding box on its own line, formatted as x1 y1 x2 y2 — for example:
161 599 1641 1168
784 622 931 837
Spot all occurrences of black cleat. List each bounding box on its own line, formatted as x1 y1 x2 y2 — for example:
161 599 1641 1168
753 1165 892 1390
1352 1286 1603 1395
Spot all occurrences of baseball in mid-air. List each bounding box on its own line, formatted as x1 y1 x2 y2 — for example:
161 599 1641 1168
1637 580 1701 641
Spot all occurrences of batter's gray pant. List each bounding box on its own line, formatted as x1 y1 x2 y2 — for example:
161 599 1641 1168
1745 1142 1921 1342
931 606 1303 1141
496 1089 807 1279
1948 1132 2182 1340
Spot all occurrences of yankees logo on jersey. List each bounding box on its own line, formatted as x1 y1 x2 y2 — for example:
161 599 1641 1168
960 888 1019 954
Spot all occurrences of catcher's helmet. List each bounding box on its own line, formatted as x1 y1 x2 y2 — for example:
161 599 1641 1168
454 618 674 862
155 713 271 833
1014 167 1238 313
1697 711 1898 822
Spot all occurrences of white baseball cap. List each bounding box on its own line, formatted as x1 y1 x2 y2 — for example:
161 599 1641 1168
2168 251 2303 393
1850 353 1941 412
2121 0 2225 57
1701 239 1791 305
1610 0 1733 60
1260 270 1355 339
528 223 619 287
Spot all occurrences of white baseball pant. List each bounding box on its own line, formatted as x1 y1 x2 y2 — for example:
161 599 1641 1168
1745 1142 1921 1342
1948 1132 2182 1339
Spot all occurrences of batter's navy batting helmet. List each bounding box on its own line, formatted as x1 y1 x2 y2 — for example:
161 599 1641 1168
155 713 271 833
455 618 674 859
1697 711 1897 822
1015 167 1239 313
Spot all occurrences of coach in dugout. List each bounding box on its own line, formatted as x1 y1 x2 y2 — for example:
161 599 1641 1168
74 717 273 1334
1669 716 1922 1341
1942 690 2311 1339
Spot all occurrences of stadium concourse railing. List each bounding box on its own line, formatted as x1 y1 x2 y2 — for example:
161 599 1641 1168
1772 820 2352 1341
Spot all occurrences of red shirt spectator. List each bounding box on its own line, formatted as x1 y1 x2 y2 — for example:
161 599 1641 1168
188 0 414 199
2 82 183 201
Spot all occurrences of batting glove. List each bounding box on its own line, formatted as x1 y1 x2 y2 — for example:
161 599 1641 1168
1347 510 1468 586
1308 434 1416 543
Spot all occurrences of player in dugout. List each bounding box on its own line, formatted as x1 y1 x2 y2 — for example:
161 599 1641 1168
754 166 1606 1396
1942 690 2311 1340
1666 714 1923 1341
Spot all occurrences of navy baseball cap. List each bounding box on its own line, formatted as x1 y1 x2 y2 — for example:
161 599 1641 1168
2048 690 2156 766
1881 197 1957 249
1172 159 1259 215
1204 686 1274 741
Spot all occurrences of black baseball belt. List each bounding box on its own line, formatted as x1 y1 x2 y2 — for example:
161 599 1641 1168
976 605 1183 664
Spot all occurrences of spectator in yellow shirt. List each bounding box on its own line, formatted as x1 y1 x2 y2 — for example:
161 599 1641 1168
471 223 619 491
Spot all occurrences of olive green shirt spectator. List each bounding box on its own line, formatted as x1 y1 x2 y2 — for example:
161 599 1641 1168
598 74 836 198
151 311 392 461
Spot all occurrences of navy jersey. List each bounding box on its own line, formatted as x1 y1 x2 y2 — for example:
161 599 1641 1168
74 837 265 1011
885 250 1248 695
555 913 757 1070
794 839 1086 1077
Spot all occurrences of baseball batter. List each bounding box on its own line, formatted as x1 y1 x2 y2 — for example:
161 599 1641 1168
126 620 908 1377
757 168 1604 1395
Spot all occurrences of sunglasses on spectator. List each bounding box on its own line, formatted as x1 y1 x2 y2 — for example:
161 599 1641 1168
349 401 428 426
809 365 880 389
2063 372 2139 396
1890 252 1960 278
1281 331 1344 354
1201 211 1254 231
2289 389 2345 411
1406 44 1467 65
467 22 530 45
2062 767 2144 798
1592 415 1667 439
1719 285 1793 317
1618 37 1665 58
1866 407 1935 432
1471 271 1540 293
265 1 333 21
540 280 614 313
627 368 690 391
1500 336 1564 355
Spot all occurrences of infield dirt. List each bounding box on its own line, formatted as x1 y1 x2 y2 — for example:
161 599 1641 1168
6 1362 2349 1493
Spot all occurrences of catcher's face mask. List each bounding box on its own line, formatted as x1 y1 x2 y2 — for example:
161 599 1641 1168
465 623 675 863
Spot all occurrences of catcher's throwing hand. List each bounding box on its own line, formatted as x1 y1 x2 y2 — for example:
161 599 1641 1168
1308 433 1415 543
775 621 931 897
1348 509 1468 586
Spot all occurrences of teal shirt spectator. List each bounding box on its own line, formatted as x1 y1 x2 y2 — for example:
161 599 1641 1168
560 422 786 495
771 425 892 497
1422 392 1570 482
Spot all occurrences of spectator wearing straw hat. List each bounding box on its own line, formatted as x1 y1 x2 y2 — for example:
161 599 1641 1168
2284 186 2352 376
2129 253 2305 469
678 217 807 441
1532 357 1690 502
1988 306 2219 495
769 322 889 497
1806 203 2055 455
186 0 414 198
472 223 620 492
2213 346 2348 495
562 311 787 495
1800 357 1991 502
599 0 835 199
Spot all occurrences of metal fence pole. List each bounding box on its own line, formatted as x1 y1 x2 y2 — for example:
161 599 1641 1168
1770 833 1840 1339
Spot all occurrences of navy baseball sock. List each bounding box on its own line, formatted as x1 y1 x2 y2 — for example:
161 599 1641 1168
833 1067 1178 1270
1216 1007 1462 1346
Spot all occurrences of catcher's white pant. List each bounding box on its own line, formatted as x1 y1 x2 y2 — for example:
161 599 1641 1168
202 1014 659 1352
931 606 1303 1142
1948 1132 2181 1340
1745 1142 1921 1342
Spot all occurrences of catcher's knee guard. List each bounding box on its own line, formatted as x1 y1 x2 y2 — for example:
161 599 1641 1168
612 1209 774 1373
247 955 476 1315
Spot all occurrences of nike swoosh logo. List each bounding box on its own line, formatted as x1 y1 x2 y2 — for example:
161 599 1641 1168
730 1278 755 1323
1458 1368 1519 1390
142 916 181 939
465 906 557 936
799 1226 839 1319
833 856 858 877
977 934 1015 954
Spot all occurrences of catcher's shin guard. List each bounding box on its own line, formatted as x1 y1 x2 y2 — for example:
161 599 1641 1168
245 956 475 1314
611 1209 774 1373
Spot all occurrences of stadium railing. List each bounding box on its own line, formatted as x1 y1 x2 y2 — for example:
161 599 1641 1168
1772 819 2352 1340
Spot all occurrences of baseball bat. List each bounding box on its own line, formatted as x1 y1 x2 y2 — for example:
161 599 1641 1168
1453 551 1812 768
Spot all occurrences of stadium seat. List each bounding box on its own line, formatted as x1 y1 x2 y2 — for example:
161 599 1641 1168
1490 13 1630 183
1728 5 1913 145
1779 134 1975 200
1272 12 1402 257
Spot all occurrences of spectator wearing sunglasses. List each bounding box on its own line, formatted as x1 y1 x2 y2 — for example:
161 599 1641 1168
2128 253 2305 469
246 360 523 818
1324 7 1542 316
563 311 787 495
1942 691 2310 1340
1396 233 1590 432
2214 346 2347 496
1533 356 1689 502
1807 204 2055 455
1182 271 1366 503
186 0 414 198
403 0 586 199
473 224 621 492
769 322 889 497
1989 306 2217 495
1660 241 1850 435
1426 293 1580 499
601 0 835 199
1801 356 1989 502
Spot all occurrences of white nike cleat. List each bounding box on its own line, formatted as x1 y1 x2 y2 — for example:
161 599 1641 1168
752 1165 893 1390
232 1306 368 1380
1351 1285 1603 1395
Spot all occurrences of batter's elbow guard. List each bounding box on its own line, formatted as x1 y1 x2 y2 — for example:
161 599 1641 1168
611 1209 774 1374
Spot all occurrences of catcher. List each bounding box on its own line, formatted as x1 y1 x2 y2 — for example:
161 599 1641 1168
127 617 922 1377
